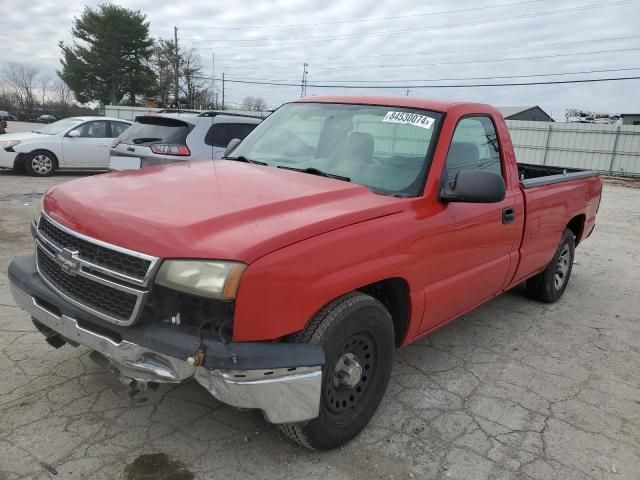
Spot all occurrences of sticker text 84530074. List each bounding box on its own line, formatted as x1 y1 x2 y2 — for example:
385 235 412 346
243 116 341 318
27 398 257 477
383 111 435 130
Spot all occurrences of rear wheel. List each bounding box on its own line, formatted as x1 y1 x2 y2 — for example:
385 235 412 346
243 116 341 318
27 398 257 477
278 292 395 450
526 228 576 303
24 150 56 176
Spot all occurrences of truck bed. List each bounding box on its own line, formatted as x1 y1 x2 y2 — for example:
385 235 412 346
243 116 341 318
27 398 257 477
518 163 599 189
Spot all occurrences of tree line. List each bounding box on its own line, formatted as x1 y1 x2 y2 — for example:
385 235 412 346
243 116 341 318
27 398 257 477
0 63 97 120
1 4 269 120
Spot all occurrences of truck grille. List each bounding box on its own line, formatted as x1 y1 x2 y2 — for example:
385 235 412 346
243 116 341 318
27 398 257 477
37 248 138 323
35 214 158 326
39 216 151 281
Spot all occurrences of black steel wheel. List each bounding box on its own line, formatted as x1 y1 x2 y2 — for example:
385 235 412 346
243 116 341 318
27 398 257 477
526 228 576 303
279 292 395 450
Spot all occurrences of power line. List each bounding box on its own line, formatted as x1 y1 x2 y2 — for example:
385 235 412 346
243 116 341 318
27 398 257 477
193 74 640 89
180 0 548 30
191 34 640 65
313 47 640 71
199 46 640 76
220 67 640 84
184 0 639 46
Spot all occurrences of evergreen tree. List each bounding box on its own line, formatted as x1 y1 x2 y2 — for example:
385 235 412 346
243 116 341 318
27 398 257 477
58 4 156 105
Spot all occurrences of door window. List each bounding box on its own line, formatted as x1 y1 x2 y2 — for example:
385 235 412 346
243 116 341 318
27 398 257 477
443 116 502 186
110 121 130 138
206 123 257 147
76 121 108 138
205 124 230 147
230 123 257 141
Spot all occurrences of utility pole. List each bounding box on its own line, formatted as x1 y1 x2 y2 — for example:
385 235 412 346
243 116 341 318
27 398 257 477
300 63 309 97
211 52 215 109
222 72 225 110
174 26 180 109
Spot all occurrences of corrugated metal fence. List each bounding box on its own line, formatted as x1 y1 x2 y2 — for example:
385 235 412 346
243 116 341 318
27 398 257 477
506 120 640 176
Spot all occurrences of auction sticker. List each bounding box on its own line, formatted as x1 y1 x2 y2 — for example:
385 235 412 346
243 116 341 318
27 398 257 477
383 111 435 129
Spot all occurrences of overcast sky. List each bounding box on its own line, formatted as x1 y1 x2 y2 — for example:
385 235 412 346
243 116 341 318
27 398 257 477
2 0 639 118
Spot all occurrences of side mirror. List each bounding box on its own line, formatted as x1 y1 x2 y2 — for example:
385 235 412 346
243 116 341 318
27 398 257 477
440 170 506 203
67 129 81 138
223 138 242 157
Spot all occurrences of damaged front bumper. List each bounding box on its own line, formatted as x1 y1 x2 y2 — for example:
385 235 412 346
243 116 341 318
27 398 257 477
8 255 324 424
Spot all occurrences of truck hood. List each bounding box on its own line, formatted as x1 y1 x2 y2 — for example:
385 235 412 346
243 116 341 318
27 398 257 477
44 160 406 263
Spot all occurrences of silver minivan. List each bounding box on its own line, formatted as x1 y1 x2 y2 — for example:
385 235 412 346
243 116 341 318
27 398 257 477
110 113 262 169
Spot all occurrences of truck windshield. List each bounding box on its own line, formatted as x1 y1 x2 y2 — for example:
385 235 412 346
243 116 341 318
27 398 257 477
228 103 443 196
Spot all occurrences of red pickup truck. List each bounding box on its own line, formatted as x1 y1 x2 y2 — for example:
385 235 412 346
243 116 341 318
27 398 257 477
8 96 601 450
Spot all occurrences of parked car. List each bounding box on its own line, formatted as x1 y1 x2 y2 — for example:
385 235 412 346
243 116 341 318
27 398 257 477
8 97 601 450
0 116 132 176
0 110 16 121
36 115 57 124
109 113 261 169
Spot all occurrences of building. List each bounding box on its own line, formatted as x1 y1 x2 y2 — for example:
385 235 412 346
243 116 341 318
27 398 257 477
497 106 554 122
621 114 640 126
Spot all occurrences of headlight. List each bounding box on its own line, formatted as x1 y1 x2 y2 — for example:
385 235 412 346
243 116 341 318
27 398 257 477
0 140 21 149
32 195 44 223
155 260 246 300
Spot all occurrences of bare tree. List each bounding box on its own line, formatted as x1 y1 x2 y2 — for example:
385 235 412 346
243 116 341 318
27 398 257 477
40 77 50 107
3 62 39 116
179 48 206 108
241 96 268 112
53 78 73 106
151 39 176 107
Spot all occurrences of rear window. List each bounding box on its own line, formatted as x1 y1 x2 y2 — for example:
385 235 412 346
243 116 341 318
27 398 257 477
118 116 193 145
205 123 258 147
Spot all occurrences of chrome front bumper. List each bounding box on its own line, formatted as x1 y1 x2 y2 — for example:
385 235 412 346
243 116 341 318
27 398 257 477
10 282 322 424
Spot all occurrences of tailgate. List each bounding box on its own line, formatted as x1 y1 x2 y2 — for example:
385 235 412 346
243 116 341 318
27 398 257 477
110 116 194 169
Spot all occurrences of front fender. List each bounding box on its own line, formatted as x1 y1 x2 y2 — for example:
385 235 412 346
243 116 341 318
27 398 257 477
232 211 424 342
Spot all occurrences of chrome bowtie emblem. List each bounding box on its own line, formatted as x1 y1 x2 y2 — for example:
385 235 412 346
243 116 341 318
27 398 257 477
55 248 80 276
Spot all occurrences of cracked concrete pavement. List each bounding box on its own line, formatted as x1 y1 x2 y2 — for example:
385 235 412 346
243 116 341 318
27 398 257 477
0 170 639 480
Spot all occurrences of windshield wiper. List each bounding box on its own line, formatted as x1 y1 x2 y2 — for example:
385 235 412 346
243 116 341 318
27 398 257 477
277 166 351 182
225 155 268 166
132 137 162 144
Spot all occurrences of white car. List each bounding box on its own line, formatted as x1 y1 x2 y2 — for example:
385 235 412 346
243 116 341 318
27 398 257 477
0 116 132 176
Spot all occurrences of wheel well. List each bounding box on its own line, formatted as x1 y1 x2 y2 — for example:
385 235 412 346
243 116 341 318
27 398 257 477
567 214 586 245
358 278 410 347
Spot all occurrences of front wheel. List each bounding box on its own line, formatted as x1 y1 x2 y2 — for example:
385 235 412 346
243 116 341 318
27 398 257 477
526 228 576 303
24 150 56 176
278 292 395 450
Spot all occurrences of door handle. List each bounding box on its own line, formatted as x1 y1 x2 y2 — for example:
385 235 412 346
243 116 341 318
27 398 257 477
502 207 516 224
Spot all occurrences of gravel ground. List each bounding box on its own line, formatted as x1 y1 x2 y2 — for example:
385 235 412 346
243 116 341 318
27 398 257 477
0 171 639 480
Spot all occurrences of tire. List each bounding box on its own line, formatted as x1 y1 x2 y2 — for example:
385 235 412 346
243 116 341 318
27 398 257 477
278 292 395 450
526 228 576 303
24 150 56 177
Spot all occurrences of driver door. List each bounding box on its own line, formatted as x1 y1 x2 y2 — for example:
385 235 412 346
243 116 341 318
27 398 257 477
62 120 111 168
419 116 516 332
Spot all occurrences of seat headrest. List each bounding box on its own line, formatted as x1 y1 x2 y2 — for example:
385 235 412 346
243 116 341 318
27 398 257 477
343 132 374 161
448 142 480 163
